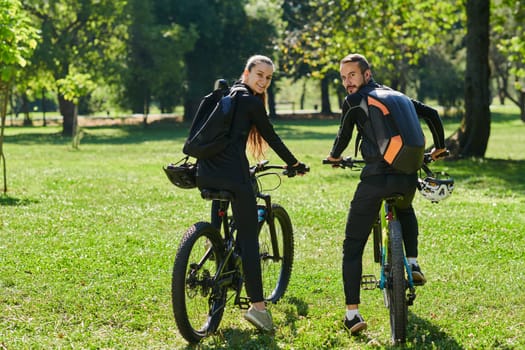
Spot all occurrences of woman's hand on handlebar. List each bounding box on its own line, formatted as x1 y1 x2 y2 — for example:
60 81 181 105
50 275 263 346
285 161 310 177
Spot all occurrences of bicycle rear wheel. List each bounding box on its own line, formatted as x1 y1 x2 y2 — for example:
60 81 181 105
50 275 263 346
171 222 226 343
386 220 408 344
258 204 294 303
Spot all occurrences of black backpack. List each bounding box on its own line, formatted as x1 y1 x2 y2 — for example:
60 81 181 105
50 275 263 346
356 85 425 174
183 80 247 159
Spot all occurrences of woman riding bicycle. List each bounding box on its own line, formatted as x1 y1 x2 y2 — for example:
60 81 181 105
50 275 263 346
196 54 308 332
325 53 447 335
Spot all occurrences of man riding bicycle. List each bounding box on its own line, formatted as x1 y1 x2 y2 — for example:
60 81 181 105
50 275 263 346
325 53 447 335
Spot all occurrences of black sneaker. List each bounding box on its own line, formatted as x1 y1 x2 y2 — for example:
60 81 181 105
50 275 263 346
343 314 367 335
411 264 427 285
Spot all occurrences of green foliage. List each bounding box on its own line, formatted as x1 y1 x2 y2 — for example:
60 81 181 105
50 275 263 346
279 0 464 91
1 111 524 348
22 0 129 135
122 0 198 113
0 0 39 81
56 72 96 105
418 49 464 115
175 0 277 106
491 0 525 112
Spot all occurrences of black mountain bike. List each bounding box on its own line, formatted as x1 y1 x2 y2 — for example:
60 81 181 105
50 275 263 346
324 154 451 344
171 161 306 343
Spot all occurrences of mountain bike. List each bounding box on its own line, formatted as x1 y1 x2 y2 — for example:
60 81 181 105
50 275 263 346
171 160 307 343
323 154 453 344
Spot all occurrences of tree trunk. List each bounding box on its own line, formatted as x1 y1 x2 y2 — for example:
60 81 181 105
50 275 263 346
268 83 276 118
183 98 200 124
519 89 525 122
450 0 491 158
320 76 331 115
0 82 10 193
58 93 76 137
22 93 33 126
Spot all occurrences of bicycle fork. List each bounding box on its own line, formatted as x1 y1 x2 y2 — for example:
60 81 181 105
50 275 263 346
257 193 282 263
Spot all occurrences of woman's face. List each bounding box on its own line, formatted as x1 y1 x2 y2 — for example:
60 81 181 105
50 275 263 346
242 62 273 94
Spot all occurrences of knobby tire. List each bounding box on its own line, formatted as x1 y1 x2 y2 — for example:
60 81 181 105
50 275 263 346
258 204 294 303
388 220 408 344
172 222 225 344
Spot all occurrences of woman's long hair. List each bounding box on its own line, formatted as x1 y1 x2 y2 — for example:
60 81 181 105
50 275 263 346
243 55 273 160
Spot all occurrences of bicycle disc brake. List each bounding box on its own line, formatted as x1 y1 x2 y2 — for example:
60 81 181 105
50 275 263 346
186 263 212 298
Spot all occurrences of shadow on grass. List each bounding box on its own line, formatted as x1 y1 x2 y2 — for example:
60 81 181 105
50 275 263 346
444 157 525 195
351 311 463 349
407 311 464 349
4 118 339 146
281 296 309 334
0 195 36 206
179 328 282 350
177 296 309 349
4 112 521 147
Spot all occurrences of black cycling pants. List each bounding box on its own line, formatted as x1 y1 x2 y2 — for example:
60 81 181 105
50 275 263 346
343 173 418 305
197 176 264 303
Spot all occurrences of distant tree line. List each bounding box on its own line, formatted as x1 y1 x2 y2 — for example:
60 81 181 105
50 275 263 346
2 0 525 157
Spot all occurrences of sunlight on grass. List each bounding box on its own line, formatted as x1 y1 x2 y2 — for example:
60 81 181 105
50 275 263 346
1 113 524 349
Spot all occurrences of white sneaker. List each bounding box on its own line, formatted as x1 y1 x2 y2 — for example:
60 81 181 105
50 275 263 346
243 306 273 332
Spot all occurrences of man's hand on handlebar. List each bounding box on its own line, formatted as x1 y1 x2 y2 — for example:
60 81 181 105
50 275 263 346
430 148 449 161
325 155 343 167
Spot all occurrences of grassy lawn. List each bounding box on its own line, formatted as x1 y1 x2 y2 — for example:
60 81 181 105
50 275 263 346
1 108 524 349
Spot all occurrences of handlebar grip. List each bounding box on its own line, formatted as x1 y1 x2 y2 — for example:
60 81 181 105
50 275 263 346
284 167 309 177
323 158 344 166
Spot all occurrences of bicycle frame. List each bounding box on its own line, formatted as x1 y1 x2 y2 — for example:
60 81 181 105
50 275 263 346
202 166 289 307
172 162 299 343
257 192 283 263
324 155 436 344
376 198 417 304
209 198 250 310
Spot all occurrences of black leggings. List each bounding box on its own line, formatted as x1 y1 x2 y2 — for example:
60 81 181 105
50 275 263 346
197 176 264 303
343 173 418 305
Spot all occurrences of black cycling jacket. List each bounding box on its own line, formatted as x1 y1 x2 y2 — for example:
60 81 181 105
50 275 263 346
197 83 298 184
330 79 445 177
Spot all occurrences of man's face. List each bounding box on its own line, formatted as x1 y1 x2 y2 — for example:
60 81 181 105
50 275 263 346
340 61 370 94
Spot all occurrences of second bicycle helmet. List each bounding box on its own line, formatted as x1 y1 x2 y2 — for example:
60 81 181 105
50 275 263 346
163 157 197 189
417 171 454 203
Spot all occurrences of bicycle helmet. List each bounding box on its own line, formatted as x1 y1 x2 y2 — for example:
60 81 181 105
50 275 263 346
417 171 454 202
163 159 197 189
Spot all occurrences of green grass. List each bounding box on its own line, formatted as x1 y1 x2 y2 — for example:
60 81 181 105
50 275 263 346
1 110 524 349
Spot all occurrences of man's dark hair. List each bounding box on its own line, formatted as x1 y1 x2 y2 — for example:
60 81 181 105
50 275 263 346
340 54 371 74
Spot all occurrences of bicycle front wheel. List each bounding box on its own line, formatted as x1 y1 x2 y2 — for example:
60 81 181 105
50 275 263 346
258 204 294 303
171 222 225 344
386 220 408 344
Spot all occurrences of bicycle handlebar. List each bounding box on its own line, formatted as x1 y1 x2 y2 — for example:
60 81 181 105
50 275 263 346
323 150 449 175
251 160 310 178
322 157 365 169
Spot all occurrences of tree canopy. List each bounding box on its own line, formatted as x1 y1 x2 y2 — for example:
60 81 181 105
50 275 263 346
6 0 525 158
22 0 128 136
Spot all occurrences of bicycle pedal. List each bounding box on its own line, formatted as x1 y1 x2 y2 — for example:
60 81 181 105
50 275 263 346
237 297 250 310
407 289 416 306
361 274 378 290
